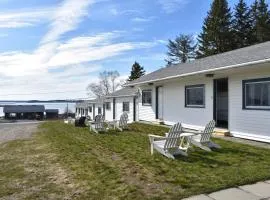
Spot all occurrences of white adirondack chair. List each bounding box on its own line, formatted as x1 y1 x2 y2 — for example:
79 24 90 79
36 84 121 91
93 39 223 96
107 112 129 131
148 123 189 159
116 112 129 131
190 120 221 151
89 114 106 133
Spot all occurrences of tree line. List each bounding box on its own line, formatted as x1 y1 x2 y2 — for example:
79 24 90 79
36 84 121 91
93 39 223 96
167 0 270 64
87 0 270 97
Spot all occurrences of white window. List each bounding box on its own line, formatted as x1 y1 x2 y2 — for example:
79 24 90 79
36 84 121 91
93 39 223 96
123 102 130 112
185 85 205 108
243 78 270 110
89 106 92 112
142 90 152 106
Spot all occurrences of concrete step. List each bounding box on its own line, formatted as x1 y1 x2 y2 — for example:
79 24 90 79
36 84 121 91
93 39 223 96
151 119 165 125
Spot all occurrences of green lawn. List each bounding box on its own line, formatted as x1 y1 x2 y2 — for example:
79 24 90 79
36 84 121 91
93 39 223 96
1 121 270 199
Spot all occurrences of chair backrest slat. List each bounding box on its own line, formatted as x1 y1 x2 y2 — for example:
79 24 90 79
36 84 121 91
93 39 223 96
164 123 182 149
95 114 105 131
119 112 129 129
200 120 215 143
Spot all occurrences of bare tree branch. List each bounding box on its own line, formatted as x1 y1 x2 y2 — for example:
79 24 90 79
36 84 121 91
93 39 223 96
86 70 122 98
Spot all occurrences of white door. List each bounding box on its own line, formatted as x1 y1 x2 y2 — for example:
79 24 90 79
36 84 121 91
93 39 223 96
158 87 163 120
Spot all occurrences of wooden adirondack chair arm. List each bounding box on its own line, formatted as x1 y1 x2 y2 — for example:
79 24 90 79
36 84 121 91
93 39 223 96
148 134 165 139
148 134 166 143
148 134 182 143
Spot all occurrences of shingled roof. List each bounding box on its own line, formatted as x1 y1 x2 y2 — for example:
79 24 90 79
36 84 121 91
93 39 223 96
105 87 137 98
76 98 104 108
3 105 45 113
127 41 270 86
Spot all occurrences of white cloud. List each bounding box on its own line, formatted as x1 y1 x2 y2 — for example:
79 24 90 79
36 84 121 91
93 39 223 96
0 33 8 37
0 29 156 76
57 32 120 50
158 0 188 13
41 0 95 44
0 30 157 100
0 71 100 100
0 0 160 100
0 7 55 28
131 16 156 23
109 8 139 16
48 41 155 67
156 39 167 45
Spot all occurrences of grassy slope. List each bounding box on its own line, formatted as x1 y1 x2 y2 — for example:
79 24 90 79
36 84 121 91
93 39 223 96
1 121 270 200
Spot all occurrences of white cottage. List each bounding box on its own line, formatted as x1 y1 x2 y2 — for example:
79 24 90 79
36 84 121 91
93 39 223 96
75 88 138 122
127 41 270 143
75 98 105 120
104 87 138 122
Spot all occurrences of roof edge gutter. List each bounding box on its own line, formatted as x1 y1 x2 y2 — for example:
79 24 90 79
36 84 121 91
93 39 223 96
105 94 137 98
126 58 270 86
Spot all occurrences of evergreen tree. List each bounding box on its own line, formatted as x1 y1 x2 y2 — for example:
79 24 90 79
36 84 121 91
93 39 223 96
251 0 270 43
128 62 145 81
165 34 196 64
197 0 234 58
233 0 254 48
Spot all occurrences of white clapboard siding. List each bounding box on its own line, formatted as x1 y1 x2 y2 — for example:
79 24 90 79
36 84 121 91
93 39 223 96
229 64 270 141
115 96 134 122
138 86 156 122
162 77 213 127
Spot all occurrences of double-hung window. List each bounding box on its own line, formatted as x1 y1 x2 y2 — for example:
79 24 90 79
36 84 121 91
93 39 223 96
105 102 111 110
123 102 130 112
243 78 270 110
185 84 205 108
142 90 152 106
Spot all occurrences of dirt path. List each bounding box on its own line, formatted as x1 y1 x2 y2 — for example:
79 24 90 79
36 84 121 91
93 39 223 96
0 122 40 144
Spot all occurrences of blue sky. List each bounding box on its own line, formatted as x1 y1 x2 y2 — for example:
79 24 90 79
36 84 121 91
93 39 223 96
0 0 265 100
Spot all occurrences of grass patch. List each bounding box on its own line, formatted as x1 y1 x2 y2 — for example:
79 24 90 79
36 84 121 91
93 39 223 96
1 121 270 199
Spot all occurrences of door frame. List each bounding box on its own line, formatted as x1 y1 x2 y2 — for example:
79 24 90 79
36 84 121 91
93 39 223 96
213 78 229 128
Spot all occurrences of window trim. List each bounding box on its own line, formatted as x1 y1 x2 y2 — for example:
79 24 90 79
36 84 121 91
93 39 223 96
123 102 130 112
142 89 152 106
242 77 270 111
185 84 205 108
89 106 92 113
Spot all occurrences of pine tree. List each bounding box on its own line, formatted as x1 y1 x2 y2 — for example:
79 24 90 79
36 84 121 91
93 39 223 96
251 0 270 43
233 0 254 48
128 62 145 81
197 0 234 58
165 34 196 64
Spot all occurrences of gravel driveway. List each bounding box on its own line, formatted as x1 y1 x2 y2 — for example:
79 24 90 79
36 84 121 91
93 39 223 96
0 122 40 144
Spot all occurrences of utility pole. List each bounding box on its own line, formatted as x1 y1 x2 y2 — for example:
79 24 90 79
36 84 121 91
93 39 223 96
66 100 69 118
